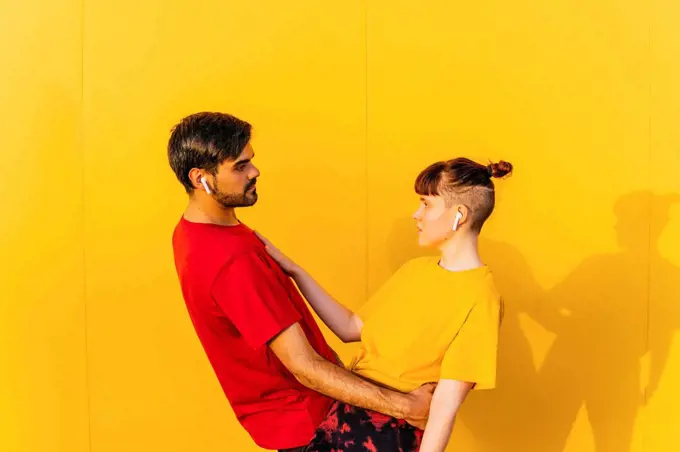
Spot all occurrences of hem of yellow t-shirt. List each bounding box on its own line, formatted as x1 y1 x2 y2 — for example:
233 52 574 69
439 376 496 390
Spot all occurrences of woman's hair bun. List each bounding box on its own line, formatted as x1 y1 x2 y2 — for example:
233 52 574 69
487 160 513 179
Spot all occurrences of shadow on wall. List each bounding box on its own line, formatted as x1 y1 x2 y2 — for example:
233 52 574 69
386 191 680 452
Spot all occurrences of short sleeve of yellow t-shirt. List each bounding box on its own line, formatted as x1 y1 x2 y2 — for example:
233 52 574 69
440 296 501 390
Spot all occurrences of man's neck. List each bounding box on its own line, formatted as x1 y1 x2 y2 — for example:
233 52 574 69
183 197 239 226
438 232 483 271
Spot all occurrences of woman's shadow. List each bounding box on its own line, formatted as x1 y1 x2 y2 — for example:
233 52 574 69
385 190 680 452
525 191 680 452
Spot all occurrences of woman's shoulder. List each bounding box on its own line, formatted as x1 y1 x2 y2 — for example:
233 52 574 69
400 255 438 270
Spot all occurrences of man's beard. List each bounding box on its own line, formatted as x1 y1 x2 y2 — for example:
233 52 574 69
213 180 258 208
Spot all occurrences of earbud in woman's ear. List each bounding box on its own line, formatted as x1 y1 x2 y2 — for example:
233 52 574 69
453 211 463 231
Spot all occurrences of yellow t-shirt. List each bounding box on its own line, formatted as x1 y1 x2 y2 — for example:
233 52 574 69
349 256 502 393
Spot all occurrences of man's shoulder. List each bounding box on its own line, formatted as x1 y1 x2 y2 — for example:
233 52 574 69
174 231 263 280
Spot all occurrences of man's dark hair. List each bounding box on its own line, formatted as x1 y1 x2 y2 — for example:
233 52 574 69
168 112 252 193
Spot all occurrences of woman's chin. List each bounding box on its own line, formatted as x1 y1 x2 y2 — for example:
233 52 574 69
418 234 446 249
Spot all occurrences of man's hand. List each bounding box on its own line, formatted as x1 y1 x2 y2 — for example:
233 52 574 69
404 383 437 429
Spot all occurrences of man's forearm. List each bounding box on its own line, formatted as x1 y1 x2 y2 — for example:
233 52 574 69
292 268 362 342
294 352 410 419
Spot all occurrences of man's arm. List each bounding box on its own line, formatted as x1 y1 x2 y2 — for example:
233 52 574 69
269 322 433 427
210 250 431 424
418 380 474 452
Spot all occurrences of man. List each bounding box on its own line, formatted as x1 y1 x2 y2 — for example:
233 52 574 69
168 112 433 451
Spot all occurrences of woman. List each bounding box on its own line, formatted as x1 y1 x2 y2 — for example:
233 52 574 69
257 157 512 451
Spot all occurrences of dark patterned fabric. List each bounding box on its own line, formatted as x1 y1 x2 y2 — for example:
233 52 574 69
304 401 423 452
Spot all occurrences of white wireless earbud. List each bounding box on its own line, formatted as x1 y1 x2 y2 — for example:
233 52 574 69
200 176 212 194
453 211 463 231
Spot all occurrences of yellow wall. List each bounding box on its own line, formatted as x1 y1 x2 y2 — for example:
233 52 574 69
0 1 89 451
2 0 679 451
646 0 680 450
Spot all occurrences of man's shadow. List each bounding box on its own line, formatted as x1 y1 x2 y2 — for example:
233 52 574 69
525 191 680 452
385 190 680 452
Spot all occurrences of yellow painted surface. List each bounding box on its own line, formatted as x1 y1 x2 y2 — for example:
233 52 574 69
645 0 680 450
0 0 89 451
2 0 680 451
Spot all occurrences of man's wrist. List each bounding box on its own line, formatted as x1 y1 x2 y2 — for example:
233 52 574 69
381 388 411 419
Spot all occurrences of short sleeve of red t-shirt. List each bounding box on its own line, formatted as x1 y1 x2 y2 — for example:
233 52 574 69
210 251 302 349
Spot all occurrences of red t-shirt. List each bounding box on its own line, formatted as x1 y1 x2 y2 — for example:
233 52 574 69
172 217 336 450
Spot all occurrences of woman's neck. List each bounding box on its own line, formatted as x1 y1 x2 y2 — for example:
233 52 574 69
438 232 483 271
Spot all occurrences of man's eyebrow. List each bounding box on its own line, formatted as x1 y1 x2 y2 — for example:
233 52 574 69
233 156 252 166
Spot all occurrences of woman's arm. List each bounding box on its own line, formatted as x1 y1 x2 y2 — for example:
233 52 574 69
418 380 475 452
290 267 364 342
255 231 363 342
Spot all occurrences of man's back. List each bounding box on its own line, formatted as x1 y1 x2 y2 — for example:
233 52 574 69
172 217 335 450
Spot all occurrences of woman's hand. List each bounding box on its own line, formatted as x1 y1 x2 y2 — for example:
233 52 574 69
256 230 362 343
254 231 300 276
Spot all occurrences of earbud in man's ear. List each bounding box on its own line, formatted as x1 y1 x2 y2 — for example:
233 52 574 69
453 211 463 231
200 176 212 194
